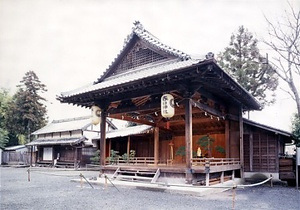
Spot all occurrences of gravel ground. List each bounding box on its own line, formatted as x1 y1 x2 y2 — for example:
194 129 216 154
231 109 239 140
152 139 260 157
1 167 299 210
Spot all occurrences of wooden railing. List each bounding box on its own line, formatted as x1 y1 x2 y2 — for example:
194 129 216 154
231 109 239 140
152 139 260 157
191 158 240 166
105 157 155 165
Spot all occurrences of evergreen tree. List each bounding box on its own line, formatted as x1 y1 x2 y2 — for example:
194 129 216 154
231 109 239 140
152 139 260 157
292 114 300 147
218 26 278 107
0 89 11 147
6 71 48 145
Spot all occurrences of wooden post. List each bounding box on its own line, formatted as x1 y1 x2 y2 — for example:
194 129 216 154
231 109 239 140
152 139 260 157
205 159 210 186
225 120 230 158
27 168 30 182
239 108 244 178
108 139 111 158
154 127 159 165
74 147 78 169
205 173 210 186
30 146 33 167
221 171 224 183
185 98 193 184
127 136 131 156
100 109 107 167
249 133 253 172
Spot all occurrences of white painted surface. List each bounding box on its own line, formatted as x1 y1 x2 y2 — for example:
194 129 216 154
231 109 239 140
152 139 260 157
43 147 53 161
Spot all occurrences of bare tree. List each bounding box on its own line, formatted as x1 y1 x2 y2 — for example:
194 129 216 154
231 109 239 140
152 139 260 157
264 3 300 116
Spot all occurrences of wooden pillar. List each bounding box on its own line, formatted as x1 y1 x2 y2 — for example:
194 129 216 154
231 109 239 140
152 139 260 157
221 171 224 183
127 136 131 156
239 108 244 178
30 146 33 167
249 133 253 172
74 147 78 169
185 98 193 184
108 139 111 157
154 127 159 165
100 109 107 167
225 120 230 158
52 146 55 166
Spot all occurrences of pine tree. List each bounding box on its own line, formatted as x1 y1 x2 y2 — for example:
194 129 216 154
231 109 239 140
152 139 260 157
217 26 278 107
6 71 48 144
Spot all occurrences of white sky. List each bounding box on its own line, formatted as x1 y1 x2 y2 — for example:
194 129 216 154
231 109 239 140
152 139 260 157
0 0 299 131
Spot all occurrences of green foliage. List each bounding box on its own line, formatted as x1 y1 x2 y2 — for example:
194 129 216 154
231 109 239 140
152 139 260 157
106 150 119 164
90 150 100 165
197 135 215 148
175 145 186 157
292 114 300 147
5 71 48 145
197 135 215 157
0 128 9 148
197 135 225 157
121 153 128 162
215 145 226 154
121 150 136 163
175 146 197 162
217 25 278 107
0 88 11 147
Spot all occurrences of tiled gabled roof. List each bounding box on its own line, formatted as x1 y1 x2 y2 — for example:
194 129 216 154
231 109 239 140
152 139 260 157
130 21 190 60
60 58 201 98
95 21 191 83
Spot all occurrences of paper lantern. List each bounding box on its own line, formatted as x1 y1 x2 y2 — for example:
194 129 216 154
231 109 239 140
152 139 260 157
91 105 101 125
161 94 175 118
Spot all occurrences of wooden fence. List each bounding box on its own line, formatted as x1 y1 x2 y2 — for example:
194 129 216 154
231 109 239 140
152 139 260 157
105 157 155 165
2 151 31 165
191 158 240 166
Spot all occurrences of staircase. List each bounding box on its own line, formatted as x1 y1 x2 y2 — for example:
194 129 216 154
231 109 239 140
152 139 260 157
112 167 160 183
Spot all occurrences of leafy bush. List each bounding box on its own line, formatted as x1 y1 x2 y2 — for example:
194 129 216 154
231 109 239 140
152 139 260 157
90 150 100 165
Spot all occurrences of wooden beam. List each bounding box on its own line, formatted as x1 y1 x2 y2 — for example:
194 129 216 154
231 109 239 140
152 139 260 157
170 117 221 126
109 101 160 115
193 100 225 117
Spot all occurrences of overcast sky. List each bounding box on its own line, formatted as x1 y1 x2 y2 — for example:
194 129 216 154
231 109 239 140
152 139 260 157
0 0 299 131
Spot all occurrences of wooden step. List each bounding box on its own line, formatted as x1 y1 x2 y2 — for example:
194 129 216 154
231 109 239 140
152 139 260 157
112 167 160 183
117 175 153 180
118 170 156 176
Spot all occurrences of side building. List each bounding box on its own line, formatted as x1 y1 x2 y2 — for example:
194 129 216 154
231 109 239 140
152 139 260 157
27 116 117 168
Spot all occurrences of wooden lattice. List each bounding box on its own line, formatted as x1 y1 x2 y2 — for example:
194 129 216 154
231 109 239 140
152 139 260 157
115 42 167 74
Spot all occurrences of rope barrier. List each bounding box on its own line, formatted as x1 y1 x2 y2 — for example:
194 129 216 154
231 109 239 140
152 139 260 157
27 168 79 177
236 177 273 188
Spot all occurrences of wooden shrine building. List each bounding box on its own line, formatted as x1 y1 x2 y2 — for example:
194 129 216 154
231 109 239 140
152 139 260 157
58 22 293 184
